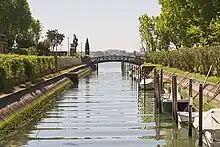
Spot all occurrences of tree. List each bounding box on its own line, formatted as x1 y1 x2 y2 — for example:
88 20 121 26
15 18 42 49
209 17 220 45
139 14 158 51
85 38 90 55
0 0 40 51
139 0 220 50
37 39 51 56
46 29 65 51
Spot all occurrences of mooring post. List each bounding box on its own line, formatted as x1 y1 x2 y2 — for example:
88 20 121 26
96 63 98 74
144 73 146 91
160 69 163 93
172 75 178 124
154 68 157 97
121 62 124 72
188 79 193 137
139 66 142 82
198 83 203 147
157 73 162 113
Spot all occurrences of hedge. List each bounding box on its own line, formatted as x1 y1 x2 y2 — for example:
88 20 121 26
147 46 220 76
0 54 74 91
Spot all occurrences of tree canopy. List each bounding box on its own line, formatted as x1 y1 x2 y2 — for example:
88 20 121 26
46 29 65 51
0 0 65 55
0 0 43 51
139 0 220 51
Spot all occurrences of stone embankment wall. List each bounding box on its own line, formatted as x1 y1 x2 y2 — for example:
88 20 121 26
163 71 220 104
0 65 92 123
57 58 82 70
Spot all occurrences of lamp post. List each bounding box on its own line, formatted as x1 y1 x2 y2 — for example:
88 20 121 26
81 42 82 58
52 40 58 72
67 37 70 56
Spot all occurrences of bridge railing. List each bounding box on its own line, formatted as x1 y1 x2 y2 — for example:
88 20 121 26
89 55 144 65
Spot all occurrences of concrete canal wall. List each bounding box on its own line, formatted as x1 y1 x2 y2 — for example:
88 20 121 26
126 64 220 105
0 65 94 140
57 58 82 70
162 71 220 104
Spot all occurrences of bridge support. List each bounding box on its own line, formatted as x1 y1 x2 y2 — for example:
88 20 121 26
96 63 98 74
121 62 125 72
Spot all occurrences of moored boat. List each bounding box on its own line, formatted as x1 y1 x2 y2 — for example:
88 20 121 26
139 78 154 90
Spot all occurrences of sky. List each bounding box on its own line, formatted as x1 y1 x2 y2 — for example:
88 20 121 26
28 0 161 52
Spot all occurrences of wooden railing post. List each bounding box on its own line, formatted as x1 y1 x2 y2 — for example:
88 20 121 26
172 75 178 124
188 79 193 137
198 84 203 147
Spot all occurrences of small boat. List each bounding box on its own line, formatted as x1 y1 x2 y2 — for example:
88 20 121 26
193 108 220 147
161 88 189 113
177 111 199 123
139 78 154 90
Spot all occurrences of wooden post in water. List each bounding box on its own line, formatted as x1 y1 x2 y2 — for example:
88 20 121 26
121 62 124 72
160 69 163 93
172 75 178 124
157 73 162 113
154 69 157 98
139 66 142 82
188 79 193 137
198 84 203 147
144 72 146 91
96 63 99 74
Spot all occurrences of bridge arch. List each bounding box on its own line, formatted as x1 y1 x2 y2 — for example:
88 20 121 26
89 55 144 66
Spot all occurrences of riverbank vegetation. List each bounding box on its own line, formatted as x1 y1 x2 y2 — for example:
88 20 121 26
0 0 65 55
147 46 220 77
139 0 220 50
0 54 79 92
139 0 220 83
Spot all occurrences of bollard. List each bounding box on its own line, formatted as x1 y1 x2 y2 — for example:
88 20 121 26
172 76 178 124
198 84 203 147
188 79 193 137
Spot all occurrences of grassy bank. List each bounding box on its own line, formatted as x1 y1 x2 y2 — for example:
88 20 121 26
144 63 220 84
154 63 220 110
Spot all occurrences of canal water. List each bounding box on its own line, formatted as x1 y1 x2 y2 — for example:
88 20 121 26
3 63 197 147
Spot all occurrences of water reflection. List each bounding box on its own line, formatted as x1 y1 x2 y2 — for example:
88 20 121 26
2 63 197 147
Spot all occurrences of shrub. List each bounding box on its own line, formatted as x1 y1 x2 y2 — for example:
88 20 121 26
147 46 220 76
0 54 75 91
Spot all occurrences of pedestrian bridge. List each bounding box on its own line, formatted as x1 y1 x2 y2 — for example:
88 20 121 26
88 55 144 65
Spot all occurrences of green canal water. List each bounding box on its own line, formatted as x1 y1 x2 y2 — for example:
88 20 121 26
3 63 197 147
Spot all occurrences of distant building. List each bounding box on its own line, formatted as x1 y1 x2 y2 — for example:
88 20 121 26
0 34 7 53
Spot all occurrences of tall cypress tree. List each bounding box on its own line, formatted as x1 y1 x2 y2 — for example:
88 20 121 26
85 38 90 55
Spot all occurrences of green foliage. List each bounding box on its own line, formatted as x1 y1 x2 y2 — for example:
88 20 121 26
139 14 158 51
46 29 65 51
37 39 51 56
148 46 220 76
0 0 41 50
139 0 220 50
0 54 56 90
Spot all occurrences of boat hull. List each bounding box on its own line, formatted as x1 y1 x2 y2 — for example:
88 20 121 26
139 83 154 90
